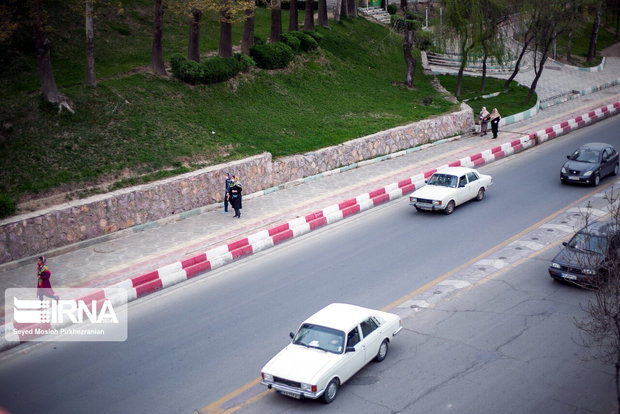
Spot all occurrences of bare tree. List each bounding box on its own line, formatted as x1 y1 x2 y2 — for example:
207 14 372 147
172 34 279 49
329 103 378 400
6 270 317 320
289 0 299 31
574 189 620 413
318 0 329 28
270 0 282 42
587 0 605 63
402 4 417 88
304 0 315 30
242 5 255 54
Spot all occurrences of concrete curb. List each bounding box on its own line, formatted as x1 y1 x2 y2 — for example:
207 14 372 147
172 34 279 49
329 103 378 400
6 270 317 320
2 100 619 353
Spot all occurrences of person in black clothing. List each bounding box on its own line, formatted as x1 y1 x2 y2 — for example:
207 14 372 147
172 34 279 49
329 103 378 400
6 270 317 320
490 108 501 139
229 176 243 218
224 173 232 213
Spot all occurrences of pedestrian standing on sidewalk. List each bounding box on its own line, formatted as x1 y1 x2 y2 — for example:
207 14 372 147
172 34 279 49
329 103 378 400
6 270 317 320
224 172 232 213
479 107 490 136
36 256 59 301
490 108 501 139
229 175 243 218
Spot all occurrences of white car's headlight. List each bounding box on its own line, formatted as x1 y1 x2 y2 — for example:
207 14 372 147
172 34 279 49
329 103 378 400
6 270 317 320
410 197 417 202
583 268 597 275
300 383 314 392
551 262 561 269
261 372 274 382
583 170 593 177
432 200 442 206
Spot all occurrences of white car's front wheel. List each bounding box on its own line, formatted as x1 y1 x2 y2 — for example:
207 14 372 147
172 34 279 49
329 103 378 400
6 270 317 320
322 379 339 404
443 200 455 215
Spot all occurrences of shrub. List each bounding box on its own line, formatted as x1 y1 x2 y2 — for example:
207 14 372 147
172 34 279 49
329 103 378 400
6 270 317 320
302 30 323 43
234 53 256 71
250 42 295 69
289 31 319 51
415 30 433 51
281 32 301 53
390 15 420 33
387 4 397 14
177 59 205 84
0 194 16 219
253 36 265 45
422 96 433 106
201 57 242 84
169 53 186 76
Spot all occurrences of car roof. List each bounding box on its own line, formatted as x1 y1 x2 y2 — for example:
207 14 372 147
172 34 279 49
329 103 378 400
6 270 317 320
578 142 613 151
434 167 478 176
577 220 620 237
302 303 376 333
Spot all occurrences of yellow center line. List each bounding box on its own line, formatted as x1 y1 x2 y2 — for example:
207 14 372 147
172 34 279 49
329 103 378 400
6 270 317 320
198 180 615 414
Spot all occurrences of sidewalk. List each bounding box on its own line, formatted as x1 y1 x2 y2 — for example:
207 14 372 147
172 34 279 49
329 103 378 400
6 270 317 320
2 56 620 326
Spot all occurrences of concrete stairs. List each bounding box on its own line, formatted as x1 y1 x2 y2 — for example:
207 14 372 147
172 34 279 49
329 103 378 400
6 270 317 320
359 7 391 25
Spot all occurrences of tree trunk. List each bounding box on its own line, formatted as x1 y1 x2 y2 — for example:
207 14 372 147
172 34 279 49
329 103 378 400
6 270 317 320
188 8 202 62
151 0 167 76
403 29 415 87
566 29 573 63
219 21 233 56
587 3 602 63
242 9 255 54
28 0 68 108
318 0 329 28
270 0 282 42
525 49 549 104
289 0 298 31
348 0 357 17
503 34 531 88
304 0 315 30
340 0 349 19
400 0 407 13
480 52 487 93
85 0 96 86
455 39 470 99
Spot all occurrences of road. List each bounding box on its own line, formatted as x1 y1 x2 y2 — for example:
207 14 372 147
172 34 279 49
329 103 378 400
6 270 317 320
1 116 619 414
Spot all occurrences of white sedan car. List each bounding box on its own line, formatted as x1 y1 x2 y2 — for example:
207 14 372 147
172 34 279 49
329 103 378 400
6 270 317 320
409 166 492 215
260 303 402 404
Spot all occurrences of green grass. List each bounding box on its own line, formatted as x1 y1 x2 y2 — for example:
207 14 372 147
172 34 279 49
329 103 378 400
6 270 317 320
555 21 619 66
0 9 459 200
437 75 536 118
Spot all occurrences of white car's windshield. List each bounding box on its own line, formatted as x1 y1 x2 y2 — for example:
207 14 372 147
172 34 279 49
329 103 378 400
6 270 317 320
427 173 457 188
293 324 345 354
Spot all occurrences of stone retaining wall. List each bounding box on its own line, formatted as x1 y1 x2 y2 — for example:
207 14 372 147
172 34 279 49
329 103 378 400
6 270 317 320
0 104 473 264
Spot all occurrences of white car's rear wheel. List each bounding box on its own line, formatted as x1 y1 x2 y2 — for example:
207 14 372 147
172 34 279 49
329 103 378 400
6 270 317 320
475 187 485 201
322 379 339 404
375 339 389 362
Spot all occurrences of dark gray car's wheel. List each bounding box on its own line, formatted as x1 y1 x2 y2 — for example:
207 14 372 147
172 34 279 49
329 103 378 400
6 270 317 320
475 187 485 201
414 205 423 212
322 379 339 404
443 200 455 215
592 172 600 187
613 164 619 176
375 339 389 362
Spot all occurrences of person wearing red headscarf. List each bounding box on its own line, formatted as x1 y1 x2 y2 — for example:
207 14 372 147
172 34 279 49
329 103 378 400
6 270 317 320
36 256 59 301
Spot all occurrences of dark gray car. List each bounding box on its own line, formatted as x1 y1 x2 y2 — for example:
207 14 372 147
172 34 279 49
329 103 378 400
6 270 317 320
549 220 620 287
560 142 619 186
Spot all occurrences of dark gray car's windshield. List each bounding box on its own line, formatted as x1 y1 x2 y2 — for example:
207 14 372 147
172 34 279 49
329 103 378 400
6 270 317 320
293 324 345 354
570 149 600 163
427 174 457 188
568 232 608 254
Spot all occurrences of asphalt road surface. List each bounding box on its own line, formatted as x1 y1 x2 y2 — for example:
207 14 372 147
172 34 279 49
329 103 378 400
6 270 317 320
1 116 619 414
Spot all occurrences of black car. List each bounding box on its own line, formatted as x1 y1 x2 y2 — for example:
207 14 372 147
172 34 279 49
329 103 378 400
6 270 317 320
549 220 620 287
560 142 619 186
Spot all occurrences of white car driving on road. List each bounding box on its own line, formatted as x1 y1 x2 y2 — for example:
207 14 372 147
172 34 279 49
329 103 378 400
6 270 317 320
260 303 402 404
409 166 492 215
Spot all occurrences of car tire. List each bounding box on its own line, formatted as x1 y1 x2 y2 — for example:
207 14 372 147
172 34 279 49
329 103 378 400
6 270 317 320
592 173 600 187
443 200 455 215
322 378 339 404
375 339 389 362
614 164 619 176
475 187 485 201
414 206 423 212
